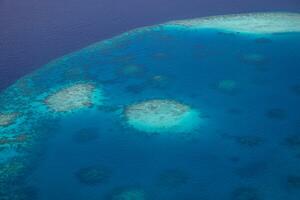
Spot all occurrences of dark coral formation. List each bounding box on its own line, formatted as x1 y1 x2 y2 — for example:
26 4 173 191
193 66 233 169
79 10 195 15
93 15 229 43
75 165 111 185
0 185 38 200
235 161 268 178
254 37 272 44
72 128 99 144
290 84 300 96
156 169 189 188
287 175 300 189
222 133 264 147
265 108 287 120
231 187 261 200
125 83 147 94
283 134 300 149
226 108 244 115
0 157 29 184
235 136 264 147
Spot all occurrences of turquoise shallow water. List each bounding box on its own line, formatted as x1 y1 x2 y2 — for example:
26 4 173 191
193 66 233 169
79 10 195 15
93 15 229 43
1 16 300 199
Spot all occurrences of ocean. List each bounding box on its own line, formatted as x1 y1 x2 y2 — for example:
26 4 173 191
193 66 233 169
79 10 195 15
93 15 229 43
1 2 300 200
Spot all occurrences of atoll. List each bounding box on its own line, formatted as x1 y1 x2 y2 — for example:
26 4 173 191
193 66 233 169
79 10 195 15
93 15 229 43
0 113 18 127
167 12 300 34
124 99 201 133
108 187 146 200
44 83 104 112
75 166 111 185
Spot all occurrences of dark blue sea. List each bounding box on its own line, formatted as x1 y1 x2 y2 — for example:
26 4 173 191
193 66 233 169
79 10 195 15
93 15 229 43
1 1 300 200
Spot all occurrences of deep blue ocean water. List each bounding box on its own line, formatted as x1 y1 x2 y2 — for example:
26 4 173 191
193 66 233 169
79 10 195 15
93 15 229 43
0 21 300 199
1 0 300 90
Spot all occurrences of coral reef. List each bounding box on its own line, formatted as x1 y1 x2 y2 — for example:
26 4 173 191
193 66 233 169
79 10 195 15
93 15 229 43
124 99 201 133
0 113 18 127
44 83 104 112
75 166 111 185
72 128 99 144
0 157 28 183
156 169 189 188
167 12 300 34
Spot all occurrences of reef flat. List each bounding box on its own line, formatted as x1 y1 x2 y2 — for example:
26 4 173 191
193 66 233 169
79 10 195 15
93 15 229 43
166 12 300 34
125 99 200 134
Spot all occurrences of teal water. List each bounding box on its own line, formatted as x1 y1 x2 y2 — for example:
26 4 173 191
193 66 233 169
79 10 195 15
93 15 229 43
1 20 300 200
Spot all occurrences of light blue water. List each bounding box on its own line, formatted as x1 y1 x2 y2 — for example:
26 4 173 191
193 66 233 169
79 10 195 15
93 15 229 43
0 24 300 200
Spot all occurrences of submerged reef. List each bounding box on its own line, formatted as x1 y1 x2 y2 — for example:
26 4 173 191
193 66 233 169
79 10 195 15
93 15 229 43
283 134 300 150
239 53 267 66
287 175 300 189
75 166 111 185
44 82 104 113
214 79 240 95
148 75 170 89
124 99 201 134
107 187 146 200
265 108 287 120
117 64 145 78
222 133 264 147
231 187 261 200
290 84 300 96
235 160 268 178
254 37 272 44
156 169 189 188
0 113 18 127
167 12 300 34
0 185 38 200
